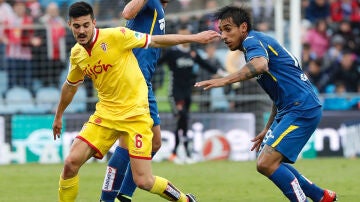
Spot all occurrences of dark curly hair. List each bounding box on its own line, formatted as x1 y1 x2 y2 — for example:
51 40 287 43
68 1 94 20
214 5 252 31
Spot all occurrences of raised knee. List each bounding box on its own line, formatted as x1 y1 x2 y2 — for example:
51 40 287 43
256 160 271 176
133 176 154 191
63 156 80 177
134 179 147 190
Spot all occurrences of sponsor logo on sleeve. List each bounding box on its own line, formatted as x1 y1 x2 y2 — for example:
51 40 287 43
134 32 144 40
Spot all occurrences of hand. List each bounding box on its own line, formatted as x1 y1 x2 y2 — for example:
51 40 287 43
194 30 221 44
251 129 267 152
194 78 227 90
52 118 62 140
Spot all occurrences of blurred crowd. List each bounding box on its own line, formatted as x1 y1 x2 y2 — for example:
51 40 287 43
0 0 68 91
301 0 360 110
0 0 359 113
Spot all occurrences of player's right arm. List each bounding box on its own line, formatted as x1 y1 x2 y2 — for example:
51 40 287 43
149 30 221 48
122 0 148 19
53 82 78 140
53 55 84 140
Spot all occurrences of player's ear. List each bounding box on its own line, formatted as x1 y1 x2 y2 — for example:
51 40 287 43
240 22 248 32
239 22 249 34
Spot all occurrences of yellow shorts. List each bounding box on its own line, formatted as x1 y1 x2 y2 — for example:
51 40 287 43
77 113 153 159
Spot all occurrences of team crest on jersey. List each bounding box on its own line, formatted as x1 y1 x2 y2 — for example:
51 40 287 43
134 32 144 40
100 43 107 52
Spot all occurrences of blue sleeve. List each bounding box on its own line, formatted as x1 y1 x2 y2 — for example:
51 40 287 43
243 37 269 62
147 0 155 9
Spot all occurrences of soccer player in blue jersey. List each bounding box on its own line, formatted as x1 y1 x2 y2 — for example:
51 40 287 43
100 0 169 201
195 6 337 202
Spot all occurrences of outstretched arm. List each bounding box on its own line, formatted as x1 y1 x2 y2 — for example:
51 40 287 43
52 82 78 140
149 30 221 48
194 56 268 90
122 0 148 19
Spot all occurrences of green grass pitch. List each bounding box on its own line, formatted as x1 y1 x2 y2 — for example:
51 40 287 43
0 158 358 201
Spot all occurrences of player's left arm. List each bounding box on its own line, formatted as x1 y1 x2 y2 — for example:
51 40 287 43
149 30 221 48
194 56 268 90
195 37 269 89
122 0 148 19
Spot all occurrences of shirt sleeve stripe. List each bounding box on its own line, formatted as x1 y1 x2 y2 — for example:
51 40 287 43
142 34 150 49
66 79 84 86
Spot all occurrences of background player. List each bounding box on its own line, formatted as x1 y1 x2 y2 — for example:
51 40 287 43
195 5 337 202
53 2 220 202
158 23 222 164
100 0 169 201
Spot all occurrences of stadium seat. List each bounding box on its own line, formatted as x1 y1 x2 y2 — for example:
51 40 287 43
4 86 42 114
58 69 68 88
0 71 8 97
0 96 15 114
349 96 360 109
322 96 351 110
325 84 336 94
210 87 229 112
65 85 87 113
35 86 61 113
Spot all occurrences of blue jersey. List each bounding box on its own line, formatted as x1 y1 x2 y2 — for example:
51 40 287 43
242 30 321 118
125 0 165 126
126 0 166 85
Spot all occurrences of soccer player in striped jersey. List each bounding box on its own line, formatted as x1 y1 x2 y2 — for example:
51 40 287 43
52 2 219 202
100 0 169 201
195 5 337 202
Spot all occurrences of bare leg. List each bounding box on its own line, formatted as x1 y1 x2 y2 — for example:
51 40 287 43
59 138 95 202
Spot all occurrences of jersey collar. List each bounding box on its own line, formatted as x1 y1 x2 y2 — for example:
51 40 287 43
85 28 99 56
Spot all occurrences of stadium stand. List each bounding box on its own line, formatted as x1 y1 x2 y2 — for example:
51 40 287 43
65 85 87 113
4 87 39 114
0 71 8 97
35 86 61 113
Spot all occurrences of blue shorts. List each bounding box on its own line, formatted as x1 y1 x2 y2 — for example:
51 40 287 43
260 107 322 163
148 87 160 126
